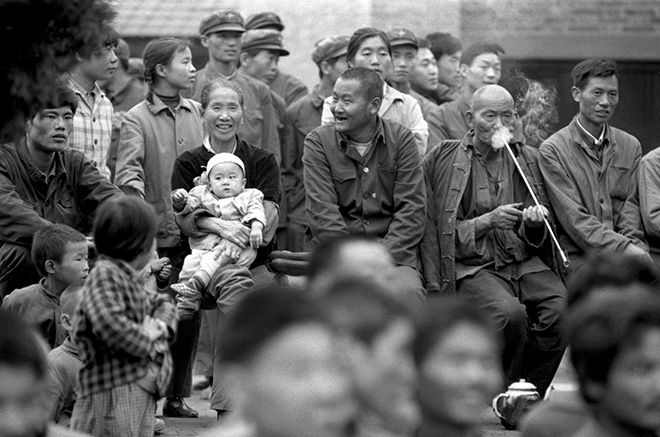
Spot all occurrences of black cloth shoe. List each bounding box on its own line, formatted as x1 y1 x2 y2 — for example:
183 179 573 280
163 397 199 418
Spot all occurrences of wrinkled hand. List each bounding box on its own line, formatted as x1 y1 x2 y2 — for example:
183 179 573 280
171 189 188 208
214 239 242 262
488 203 523 230
216 220 250 248
522 205 549 228
250 228 263 249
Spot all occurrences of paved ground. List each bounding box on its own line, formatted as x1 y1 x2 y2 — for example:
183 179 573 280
158 353 574 436
157 394 516 437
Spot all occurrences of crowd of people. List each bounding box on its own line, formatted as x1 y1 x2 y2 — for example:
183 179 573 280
2 3 660 437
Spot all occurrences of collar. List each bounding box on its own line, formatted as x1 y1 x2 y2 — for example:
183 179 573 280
39 278 60 304
17 137 67 183
576 114 606 147
61 337 80 358
67 74 105 100
147 92 194 115
337 116 385 150
310 84 326 109
202 135 238 155
383 82 405 104
570 114 612 150
202 62 238 81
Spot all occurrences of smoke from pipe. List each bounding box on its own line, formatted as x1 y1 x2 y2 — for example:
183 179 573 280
501 69 559 148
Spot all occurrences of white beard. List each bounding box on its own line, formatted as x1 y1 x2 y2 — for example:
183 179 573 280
491 128 513 150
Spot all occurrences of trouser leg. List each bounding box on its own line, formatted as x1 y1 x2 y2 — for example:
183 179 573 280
518 269 566 396
166 311 201 398
458 269 527 387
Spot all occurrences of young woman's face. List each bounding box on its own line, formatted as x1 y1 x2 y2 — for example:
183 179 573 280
350 36 391 80
159 47 196 90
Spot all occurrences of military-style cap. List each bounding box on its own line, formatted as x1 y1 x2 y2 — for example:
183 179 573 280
386 28 419 49
245 12 284 31
241 29 290 56
312 35 350 65
199 10 246 36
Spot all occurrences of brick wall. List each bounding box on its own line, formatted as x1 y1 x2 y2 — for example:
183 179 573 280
460 0 660 59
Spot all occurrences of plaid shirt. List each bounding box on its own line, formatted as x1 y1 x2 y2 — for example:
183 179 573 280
72 257 177 398
67 76 114 179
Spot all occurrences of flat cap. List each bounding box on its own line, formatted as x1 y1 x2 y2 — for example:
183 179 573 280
241 29 289 56
245 12 284 31
199 10 246 36
312 35 350 65
386 28 419 49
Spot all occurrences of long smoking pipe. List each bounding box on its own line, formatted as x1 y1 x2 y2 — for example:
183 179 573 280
495 130 571 268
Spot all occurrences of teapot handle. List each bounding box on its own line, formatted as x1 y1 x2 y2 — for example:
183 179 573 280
492 393 508 419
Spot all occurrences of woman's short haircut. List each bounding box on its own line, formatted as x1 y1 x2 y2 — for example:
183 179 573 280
412 295 500 366
92 196 157 262
346 27 391 65
70 23 119 59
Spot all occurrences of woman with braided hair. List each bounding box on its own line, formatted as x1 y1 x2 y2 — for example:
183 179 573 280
115 37 204 284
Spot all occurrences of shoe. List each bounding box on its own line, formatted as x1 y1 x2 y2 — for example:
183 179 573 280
162 397 199 418
153 418 165 434
171 281 198 298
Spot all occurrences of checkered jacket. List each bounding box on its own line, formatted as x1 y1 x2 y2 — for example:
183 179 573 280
72 257 177 397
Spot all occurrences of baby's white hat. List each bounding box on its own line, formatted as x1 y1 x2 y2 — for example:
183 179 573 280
206 152 245 175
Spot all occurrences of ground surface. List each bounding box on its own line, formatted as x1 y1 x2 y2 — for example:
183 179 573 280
158 350 575 436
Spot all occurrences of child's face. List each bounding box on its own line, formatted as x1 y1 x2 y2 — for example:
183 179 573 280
53 241 89 285
208 162 246 199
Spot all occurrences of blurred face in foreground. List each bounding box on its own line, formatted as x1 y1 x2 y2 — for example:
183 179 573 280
417 322 503 426
240 323 355 437
598 327 660 433
0 364 47 437
347 317 421 434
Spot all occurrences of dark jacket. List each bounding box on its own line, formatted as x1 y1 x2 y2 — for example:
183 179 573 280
0 139 122 248
421 132 556 293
